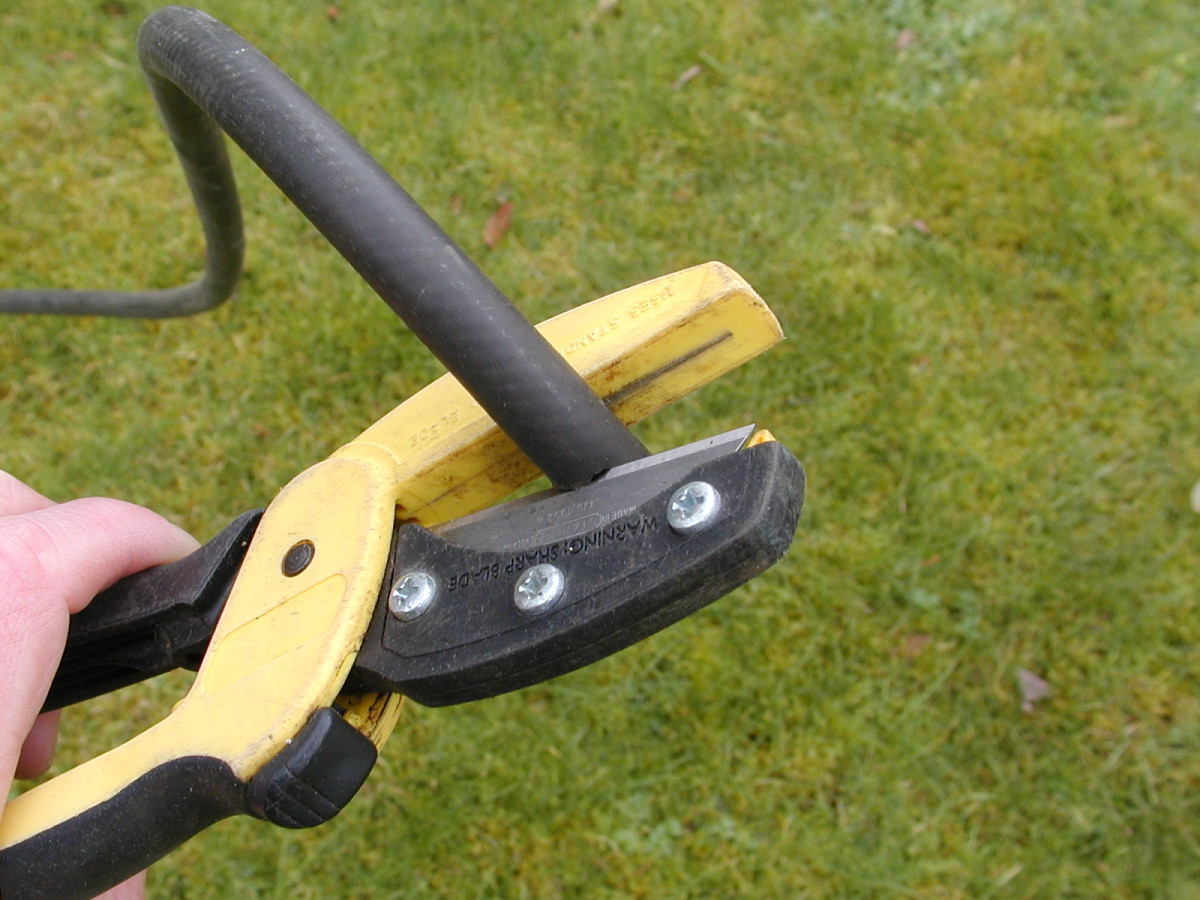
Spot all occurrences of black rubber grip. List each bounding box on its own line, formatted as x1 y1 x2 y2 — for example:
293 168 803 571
0 708 374 900
0 756 244 900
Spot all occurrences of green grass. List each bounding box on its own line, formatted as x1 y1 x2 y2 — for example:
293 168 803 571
2 0 1198 897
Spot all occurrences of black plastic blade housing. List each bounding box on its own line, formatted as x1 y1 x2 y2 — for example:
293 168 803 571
348 440 803 706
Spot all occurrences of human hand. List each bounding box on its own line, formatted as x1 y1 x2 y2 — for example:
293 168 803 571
0 471 199 900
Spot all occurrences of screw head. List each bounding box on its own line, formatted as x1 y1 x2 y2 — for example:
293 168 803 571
667 481 722 534
389 571 437 621
514 564 566 615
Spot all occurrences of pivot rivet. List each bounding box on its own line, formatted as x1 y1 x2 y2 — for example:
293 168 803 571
282 540 315 577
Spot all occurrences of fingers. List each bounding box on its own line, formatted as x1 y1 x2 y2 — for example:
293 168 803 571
1 497 199 615
93 870 147 900
0 490 199 795
14 711 60 780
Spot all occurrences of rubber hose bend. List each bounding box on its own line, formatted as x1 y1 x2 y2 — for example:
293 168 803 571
4 6 647 488
0 34 243 317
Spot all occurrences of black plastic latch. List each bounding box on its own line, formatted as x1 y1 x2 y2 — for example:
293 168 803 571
247 708 378 829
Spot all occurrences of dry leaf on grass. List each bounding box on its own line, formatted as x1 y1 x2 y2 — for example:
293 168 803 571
1190 479 1200 513
482 201 512 249
673 64 702 89
1017 667 1050 713
901 633 932 660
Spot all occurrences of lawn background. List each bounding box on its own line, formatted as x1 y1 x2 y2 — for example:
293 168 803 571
1 0 1198 897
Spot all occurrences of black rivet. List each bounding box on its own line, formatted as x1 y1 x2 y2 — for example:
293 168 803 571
282 540 315 576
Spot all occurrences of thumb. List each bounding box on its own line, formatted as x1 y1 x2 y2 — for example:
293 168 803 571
1 498 198 792
1 497 198 616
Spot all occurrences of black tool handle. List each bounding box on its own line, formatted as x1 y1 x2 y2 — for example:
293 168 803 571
42 510 262 712
0 756 245 900
0 708 375 900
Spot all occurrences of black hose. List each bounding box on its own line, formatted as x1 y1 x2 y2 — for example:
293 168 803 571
0 55 243 317
3 6 647 489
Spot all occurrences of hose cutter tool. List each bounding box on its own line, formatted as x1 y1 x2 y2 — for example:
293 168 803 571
0 8 804 898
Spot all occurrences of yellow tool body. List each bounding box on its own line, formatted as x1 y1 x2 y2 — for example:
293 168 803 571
0 263 782 877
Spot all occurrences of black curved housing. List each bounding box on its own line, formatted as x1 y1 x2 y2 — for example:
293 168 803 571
349 440 805 706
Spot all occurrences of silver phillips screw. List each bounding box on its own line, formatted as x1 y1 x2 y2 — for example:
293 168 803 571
514 564 566 615
667 481 722 534
389 571 437 621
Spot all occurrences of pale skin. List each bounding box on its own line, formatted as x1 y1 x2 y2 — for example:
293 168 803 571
0 471 199 900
